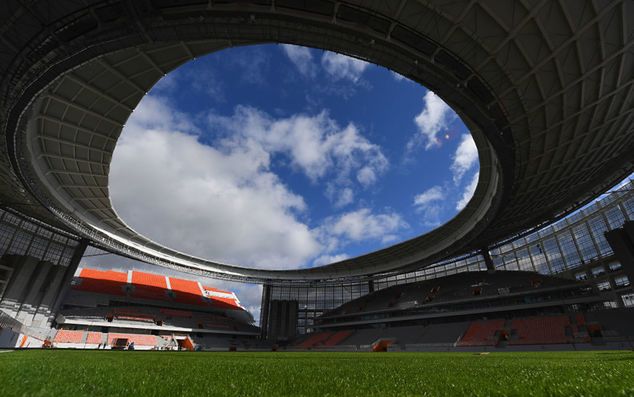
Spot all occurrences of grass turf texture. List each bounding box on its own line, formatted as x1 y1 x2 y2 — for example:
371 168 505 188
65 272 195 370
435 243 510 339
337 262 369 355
0 350 633 396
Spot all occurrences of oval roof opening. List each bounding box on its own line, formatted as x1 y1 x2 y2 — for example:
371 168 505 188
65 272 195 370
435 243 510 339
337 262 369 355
110 44 479 271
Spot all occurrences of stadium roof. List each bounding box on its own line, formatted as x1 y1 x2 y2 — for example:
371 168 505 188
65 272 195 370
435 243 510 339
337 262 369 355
0 0 632 282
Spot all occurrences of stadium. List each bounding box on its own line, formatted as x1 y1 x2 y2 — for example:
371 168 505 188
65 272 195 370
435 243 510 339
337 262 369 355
0 0 633 396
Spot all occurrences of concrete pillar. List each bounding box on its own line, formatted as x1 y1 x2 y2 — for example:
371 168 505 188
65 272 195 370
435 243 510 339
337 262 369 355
47 238 88 325
15 261 54 326
482 248 496 274
0 256 39 318
606 223 634 280
259 284 271 339
31 264 66 328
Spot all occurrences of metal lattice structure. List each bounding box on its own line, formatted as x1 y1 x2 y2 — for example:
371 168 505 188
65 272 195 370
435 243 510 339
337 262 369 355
0 1 633 282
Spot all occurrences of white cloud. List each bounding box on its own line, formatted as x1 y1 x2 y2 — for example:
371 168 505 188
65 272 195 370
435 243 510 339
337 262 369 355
111 97 322 270
127 95 196 133
334 187 354 208
451 134 478 183
321 208 408 243
456 172 479 211
112 96 397 274
312 253 349 267
391 71 406 81
356 166 377 186
411 91 454 150
381 234 400 244
321 51 370 82
412 185 446 227
413 186 445 207
208 106 388 186
281 44 316 78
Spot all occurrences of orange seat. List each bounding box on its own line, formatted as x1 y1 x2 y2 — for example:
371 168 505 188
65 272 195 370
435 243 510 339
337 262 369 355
298 332 333 348
131 271 168 300
458 319 505 346
170 278 203 305
509 316 570 345
53 330 84 343
323 331 352 346
73 269 127 296
85 332 102 344
107 333 157 346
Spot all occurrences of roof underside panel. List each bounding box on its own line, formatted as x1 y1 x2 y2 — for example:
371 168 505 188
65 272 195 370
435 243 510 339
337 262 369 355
0 0 631 282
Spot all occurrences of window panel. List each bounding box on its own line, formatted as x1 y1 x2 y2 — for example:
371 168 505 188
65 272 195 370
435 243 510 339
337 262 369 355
575 272 588 281
8 230 33 255
27 236 48 259
608 261 622 271
529 244 550 274
622 293 634 307
587 216 612 256
0 223 16 253
591 266 605 277
572 223 598 263
557 230 581 269
515 248 534 271
542 238 565 273
604 205 626 229
623 198 634 220
614 276 630 288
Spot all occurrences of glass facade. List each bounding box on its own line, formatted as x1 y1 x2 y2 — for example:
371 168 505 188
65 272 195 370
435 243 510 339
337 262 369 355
263 178 634 335
267 282 370 334
0 208 80 267
0 207 83 301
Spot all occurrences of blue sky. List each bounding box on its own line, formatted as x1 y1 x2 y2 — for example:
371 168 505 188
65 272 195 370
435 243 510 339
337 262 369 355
107 44 480 271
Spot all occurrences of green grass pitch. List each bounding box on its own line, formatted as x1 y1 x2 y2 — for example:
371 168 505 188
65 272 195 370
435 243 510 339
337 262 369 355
0 350 633 396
